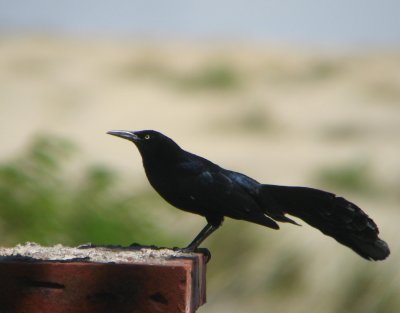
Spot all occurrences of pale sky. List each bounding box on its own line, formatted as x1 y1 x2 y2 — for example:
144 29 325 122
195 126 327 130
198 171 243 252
0 0 399 46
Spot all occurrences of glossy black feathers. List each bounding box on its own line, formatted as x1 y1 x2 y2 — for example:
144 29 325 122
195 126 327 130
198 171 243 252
259 185 390 260
108 129 390 260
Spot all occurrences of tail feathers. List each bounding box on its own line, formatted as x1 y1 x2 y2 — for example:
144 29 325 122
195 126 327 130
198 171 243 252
259 184 390 261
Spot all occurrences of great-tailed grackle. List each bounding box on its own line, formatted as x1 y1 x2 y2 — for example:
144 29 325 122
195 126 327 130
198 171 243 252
107 129 390 261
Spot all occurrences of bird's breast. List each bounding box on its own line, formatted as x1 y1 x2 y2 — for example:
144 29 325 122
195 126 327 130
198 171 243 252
143 162 201 211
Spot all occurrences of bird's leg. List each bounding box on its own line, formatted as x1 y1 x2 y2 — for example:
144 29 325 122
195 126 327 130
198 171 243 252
183 223 219 252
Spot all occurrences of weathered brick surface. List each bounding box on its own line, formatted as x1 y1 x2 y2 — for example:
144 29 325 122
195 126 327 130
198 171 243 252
0 247 206 313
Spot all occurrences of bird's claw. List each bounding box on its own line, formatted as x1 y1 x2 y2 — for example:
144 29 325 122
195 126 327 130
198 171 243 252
173 247 211 263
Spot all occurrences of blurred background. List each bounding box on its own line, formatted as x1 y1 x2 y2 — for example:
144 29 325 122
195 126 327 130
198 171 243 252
0 1 399 312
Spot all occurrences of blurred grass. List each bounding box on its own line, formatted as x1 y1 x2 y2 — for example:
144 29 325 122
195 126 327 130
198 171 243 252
177 62 241 91
120 55 341 90
365 80 400 103
212 103 277 134
116 57 241 91
0 136 398 313
334 262 400 313
320 124 366 141
315 161 375 194
262 251 306 296
1 39 399 313
0 135 177 246
262 58 343 85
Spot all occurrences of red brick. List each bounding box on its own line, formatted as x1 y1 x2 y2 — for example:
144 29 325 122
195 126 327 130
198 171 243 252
0 254 206 313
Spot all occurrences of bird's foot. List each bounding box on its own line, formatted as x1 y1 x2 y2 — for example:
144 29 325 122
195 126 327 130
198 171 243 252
173 246 211 263
173 246 194 253
78 243 96 249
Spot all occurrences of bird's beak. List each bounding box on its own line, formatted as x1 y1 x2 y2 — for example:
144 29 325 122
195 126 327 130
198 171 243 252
107 130 141 142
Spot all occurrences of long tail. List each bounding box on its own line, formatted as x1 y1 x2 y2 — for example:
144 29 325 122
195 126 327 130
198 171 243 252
259 184 390 261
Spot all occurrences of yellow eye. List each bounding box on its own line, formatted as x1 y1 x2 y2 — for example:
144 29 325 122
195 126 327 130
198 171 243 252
144 134 151 140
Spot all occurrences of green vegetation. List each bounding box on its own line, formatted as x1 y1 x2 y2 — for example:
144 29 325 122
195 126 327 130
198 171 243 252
321 124 365 141
262 58 342 85
315 161 374 194
0 135 177 246
334 263 400 313
177 63 241 91
365 80 400 103
116 58 241 91
213 104 276 134
0 136 399 313
1 38 399 313
305 59 342 80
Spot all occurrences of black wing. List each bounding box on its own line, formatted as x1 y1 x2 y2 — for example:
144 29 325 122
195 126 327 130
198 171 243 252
177 156 279 229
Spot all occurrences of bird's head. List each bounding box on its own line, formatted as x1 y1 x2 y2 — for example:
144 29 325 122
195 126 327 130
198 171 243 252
107 129 182 159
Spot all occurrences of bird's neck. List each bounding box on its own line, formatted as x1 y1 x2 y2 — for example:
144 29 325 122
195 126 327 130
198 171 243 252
140 144 184 170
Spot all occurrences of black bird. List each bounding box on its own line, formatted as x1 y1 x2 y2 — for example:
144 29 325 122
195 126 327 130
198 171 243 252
107 129 390 261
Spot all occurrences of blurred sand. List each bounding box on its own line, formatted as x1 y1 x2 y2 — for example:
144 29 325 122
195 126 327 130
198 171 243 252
1 37 399 184
0 36 399 313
